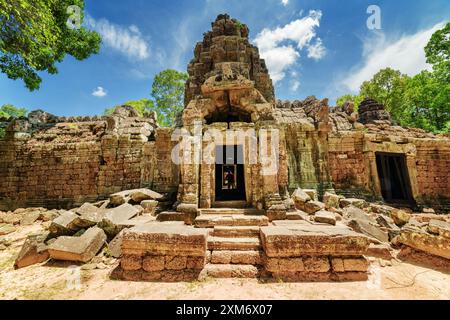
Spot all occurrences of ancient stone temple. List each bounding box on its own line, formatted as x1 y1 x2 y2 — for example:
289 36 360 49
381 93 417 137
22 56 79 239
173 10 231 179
1 14 449 281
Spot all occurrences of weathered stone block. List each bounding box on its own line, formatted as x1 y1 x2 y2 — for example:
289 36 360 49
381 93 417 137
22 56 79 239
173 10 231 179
314 211 336 225
304 201 325 214
260 224 370 258
397 230 450 260
121 254 143 271
49 211 80 236
142 255 165 272
428 220 450 239
14 231 50 269
340 198 367 209
165 256 187 270
48 227 107 262
323 192 340 209
122 224 208 257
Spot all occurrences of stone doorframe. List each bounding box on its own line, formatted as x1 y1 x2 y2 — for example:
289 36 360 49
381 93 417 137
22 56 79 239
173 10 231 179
363 140 420 204
199 122 261 209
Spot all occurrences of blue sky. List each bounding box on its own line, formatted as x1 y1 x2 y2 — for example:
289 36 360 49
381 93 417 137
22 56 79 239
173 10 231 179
1 0 449 116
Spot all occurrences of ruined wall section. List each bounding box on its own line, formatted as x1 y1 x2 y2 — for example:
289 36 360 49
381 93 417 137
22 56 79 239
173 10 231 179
414 139 450 208
274 97 333 195
328 131 372 198
0 108 176 210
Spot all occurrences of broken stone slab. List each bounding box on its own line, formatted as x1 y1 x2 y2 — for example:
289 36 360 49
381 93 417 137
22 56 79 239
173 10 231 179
397 246 450 271
390 209 411 227
0 224 17 236
347 218 388 243
122 224 208 257
72 203 100 215
397 229 450 260
157 211 185 222
39 210 60 222
323 192 341 209
98 203 140 237
141 200 159 215
428 220 450 239
303 189 318 201
365 243 394 260
110 189 163 206
2 213 23 225
343 206 377 224
14 231 50 269
49 211 80 237
340 198 367 209
48 227 107 263
286 211 308 220
20 211 41 226
414 213 447 224
72 203 108 228
291 188 311 211
304 201 325 215
314 211 336 225
130 189 163 203
108 230 124 258
260 224 371 258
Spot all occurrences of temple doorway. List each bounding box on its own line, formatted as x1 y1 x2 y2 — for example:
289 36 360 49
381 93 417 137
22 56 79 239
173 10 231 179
376 152 415 206
215 145 246 201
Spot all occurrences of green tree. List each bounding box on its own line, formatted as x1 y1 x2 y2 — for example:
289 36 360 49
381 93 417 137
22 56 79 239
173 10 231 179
425 22 450 82
336 94 365 111
360 68 409 120
151 69 188 127
103 69 188 127
0 103 28 119
0 104 28 138
104 99 154 116
401 71 450 132
0 0 101 91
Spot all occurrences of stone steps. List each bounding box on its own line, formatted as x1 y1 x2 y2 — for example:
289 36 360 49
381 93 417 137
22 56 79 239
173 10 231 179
194 214 269 228
198 208 265 215
211 226 261 238
200 264 260 279
213 201 247 209
210 250 264 265
208 236 262 251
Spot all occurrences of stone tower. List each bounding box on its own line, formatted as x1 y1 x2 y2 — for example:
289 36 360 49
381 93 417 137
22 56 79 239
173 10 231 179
184 14 275 109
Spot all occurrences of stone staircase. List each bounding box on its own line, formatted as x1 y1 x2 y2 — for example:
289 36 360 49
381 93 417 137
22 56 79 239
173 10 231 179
195 208 268 279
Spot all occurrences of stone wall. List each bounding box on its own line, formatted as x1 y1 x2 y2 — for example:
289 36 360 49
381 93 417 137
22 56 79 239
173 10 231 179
0 107 177 211
414 139 450 208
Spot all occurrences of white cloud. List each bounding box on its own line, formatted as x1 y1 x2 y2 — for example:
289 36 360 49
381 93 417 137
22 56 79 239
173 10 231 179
254 10 324 83
92 86 107 98
307 38 326 60
344 22 444 92
86 16 150 60
281 0 289 6
290 80 300 92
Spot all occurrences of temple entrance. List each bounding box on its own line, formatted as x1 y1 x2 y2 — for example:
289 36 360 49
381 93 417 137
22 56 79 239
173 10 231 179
376 152 415 206
215 145 246 201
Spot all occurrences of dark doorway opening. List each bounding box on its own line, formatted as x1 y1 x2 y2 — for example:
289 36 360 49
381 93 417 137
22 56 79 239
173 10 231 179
215 145 246 201
376 152 415 206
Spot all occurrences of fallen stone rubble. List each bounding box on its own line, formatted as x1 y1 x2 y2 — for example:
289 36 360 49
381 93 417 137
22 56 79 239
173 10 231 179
1 187 449 281
3 188 164 268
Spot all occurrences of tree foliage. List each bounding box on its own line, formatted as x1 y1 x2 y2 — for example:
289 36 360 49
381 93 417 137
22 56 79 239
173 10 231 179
0 103 28 138
0 0 101 90
0 103 28 119
336 94 365 111
103 69 188 127
151 69 188 127
104 99 154 117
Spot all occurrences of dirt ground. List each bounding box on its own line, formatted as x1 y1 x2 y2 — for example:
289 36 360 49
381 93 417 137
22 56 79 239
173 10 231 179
1 225 449 300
